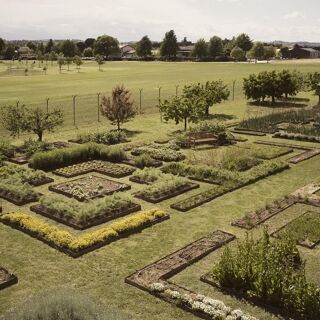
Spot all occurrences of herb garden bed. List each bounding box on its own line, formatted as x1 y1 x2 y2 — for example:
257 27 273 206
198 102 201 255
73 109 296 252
29 176 54 186
135 182 199 203
53 160 135 178
271 211 320 248
0 267 18 291
125 231 258 320
30 202 141 230
49 175 131 202
123 158 162 168
0 209 169 258
273 132 320 143
0 188 40 206
231 129 266 136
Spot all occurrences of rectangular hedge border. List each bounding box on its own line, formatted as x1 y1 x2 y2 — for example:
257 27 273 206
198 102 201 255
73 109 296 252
271 211 320 249
30 202 142 230
134 183 199 203
29 176 54 187
0 214 170 258
0 267 18 291
0 189 41 206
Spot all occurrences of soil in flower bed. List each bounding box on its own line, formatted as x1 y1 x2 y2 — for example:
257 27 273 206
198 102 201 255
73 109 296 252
123 158 162 168
232 197 296 230
49 175 131 202
0 267 18 291
125 229 235 289
231 129 266 136
134 183 199 203
30 202 141 230
272 211 320 248
29 176 54 187
7 153 28 165
0 189 40 206
53 160 135 178
288 149 320 164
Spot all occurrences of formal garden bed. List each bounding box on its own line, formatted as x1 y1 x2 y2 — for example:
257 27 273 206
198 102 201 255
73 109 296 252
0 209 169 258
272 211 320 248
168 160 289 211
131 143 185 162
129 168 165 184
0 267 18 291
49 175 131 202
123 154 163 169
200 230 320 320
29 143 127 171
53 160 135 178
68 130 128 145
125 230 258 320
273 132 320 143
231 129 266 136
134 174 199 203
288 148 320 164
30 194 141 230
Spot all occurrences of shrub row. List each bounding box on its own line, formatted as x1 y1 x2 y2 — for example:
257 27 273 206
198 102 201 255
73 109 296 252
0 209 168 255
274 132 320 143
171 160 289 211
29 143 127 170
75 130 128 145
211 230 319 320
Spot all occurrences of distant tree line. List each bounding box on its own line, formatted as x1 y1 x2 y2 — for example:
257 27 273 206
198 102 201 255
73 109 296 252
0 31 281 63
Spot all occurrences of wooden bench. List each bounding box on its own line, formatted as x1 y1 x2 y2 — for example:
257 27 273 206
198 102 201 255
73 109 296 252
188 132 218 148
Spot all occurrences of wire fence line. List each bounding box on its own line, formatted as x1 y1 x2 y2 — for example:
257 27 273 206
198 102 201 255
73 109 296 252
0 81 242 134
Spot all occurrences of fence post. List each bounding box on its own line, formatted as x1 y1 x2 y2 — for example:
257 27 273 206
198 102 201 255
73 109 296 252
72 95 77 126
16 101 20 107
175 85 179 97
97 92 101 122
46 97 50 113
139 88 143 114
232 80 236 101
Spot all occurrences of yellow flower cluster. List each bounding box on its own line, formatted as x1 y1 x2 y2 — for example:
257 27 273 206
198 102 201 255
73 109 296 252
0 209 167 253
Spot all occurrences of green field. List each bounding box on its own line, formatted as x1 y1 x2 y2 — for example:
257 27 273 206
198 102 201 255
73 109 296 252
1 60 320 320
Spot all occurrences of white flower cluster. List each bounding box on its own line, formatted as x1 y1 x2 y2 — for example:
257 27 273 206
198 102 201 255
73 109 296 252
148 284 258 320
149 282 167 292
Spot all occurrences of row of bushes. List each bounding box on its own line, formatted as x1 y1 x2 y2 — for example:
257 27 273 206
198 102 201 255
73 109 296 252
171 160 289 211
0 176 37 199
75 130 128 145
274 132 320 143
211 231 319 320
0 209 167 253
29 143 127 170
39 193 135 223
238 109 316 133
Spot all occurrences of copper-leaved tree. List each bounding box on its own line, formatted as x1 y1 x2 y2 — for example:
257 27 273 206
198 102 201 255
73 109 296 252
100 85 137 130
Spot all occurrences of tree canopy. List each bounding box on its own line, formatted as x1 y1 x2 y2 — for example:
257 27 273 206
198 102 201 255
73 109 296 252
192 39 208 59
61 40 76 57
235 33 253 52
94 35 119 58
208 36 223 58
136 35 152 58
160 30 179 59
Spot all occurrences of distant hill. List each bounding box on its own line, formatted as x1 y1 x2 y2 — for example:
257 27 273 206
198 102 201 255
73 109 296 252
270 41 320 48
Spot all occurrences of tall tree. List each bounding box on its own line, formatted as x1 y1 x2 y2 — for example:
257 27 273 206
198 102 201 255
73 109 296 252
23 108 63 141
4 45 15 60
94 35 119 58
160 30 179 59
73 55 83 72
307 72 320 105
0 38 5 54
230 46 245 61
249 42 265 61
136 35 152 58
264 46 276 61
45 39 54 53
100 85 137 130
37 42 45 54
61 40 76 57
159 94 206 131
192 39 208 59
84 38 96 48
0 104 28 137
83 47 93 57
27 41 36 51
183 80 230 115
57 53 65 73
95 54 104 71
208 36 223 58
76 41 85 54
235 33 253 52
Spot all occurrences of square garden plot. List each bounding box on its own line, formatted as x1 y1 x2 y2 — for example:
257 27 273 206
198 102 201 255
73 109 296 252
49 175 131 201
272 211 320 248
0 267 18 291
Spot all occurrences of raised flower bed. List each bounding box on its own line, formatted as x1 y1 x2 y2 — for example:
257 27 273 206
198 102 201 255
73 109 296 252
53 160 135 178
30 194 141 230
49 175 131 202
0 267 18 291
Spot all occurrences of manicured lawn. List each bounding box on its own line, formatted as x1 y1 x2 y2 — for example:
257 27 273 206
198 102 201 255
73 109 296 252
1 59 320 320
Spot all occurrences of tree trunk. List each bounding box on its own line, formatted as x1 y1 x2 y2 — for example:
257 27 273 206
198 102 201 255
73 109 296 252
205 106 209 116
285 93 288 99
117 121 121 131
38 131 43 142
318 95 320 105
272 95 275 104
184 118 187 131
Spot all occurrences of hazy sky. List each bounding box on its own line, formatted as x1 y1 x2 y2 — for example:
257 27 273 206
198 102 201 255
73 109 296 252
1 0 320 42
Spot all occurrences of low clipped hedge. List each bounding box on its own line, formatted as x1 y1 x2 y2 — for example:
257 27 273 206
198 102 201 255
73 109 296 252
0 209 168 256
29 143 127 170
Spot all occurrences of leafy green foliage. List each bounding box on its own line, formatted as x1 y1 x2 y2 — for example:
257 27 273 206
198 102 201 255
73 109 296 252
211 230 320 320
136 35 152 58
94 35 120 58
160 30 179 58
76 130 127 145
4 288 127 320
29 143 127 170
